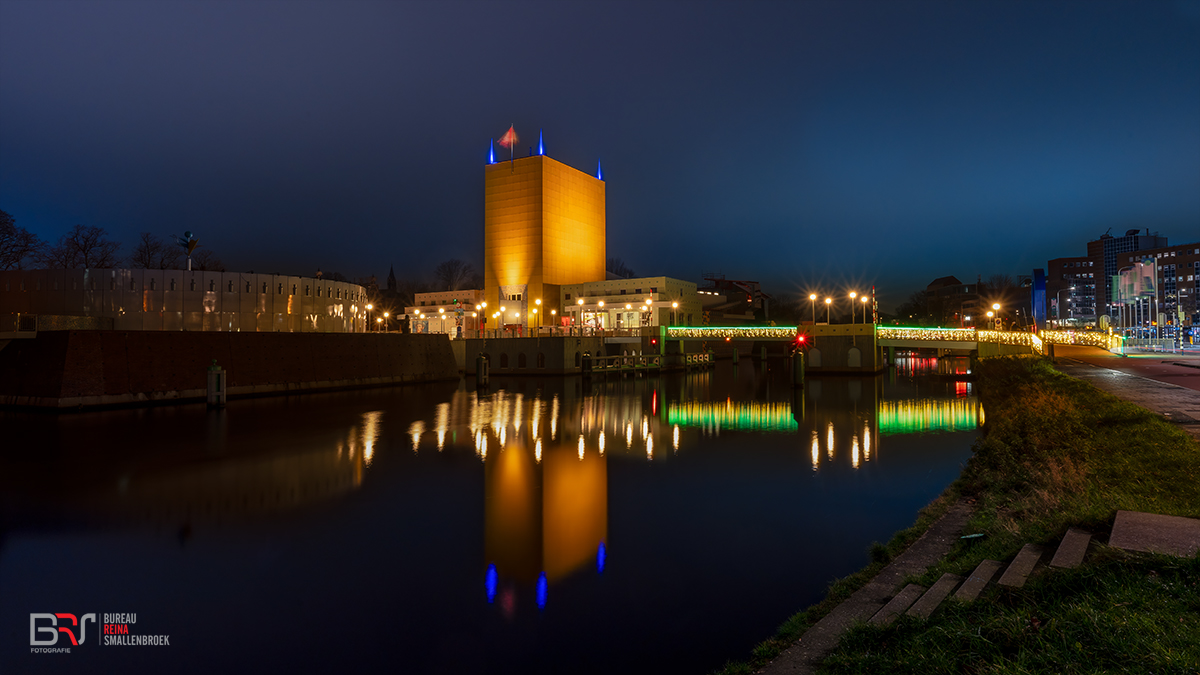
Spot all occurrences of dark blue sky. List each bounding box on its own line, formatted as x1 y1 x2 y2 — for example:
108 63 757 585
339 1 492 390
2 0 1198 309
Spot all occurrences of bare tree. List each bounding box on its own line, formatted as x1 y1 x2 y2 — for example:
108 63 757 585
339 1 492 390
129 232 183 269
0 209 45 270
191 249 226 272
434 258 477 291
606 257 636 279
38 224 122 269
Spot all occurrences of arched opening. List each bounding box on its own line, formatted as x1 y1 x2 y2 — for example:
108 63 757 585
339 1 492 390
518 352 527 369
500 353 509 369
809 348 822 368
537 352 546 368
847 347 861 368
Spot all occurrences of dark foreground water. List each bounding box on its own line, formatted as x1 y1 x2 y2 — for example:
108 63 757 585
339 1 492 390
1 356 979 674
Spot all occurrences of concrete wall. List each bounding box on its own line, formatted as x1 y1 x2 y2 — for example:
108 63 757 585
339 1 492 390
460 336 608 375
805 324 884 373
0 331 456 409
1 269 369 333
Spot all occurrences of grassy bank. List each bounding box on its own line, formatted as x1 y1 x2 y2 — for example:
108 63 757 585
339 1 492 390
819 356 1200 673
715 356 1200 675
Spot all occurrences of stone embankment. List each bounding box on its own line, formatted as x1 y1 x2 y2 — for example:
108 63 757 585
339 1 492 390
0 330 457 409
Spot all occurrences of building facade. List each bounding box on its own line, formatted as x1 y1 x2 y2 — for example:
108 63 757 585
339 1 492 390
484 154 606 330
1 269 368 332
1086 229 1168 321
406 289 484 334
561 276 701 329
1045 256 1096 326
1112 243 1200 329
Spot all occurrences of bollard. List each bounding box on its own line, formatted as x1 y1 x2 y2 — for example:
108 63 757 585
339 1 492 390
791 351 805 387
207 359 226 408
732 347 739 362
476 354 489 386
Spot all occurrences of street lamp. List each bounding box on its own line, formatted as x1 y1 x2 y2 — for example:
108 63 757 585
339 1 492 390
861 296 869 324
366 303 374 331
991 303 1001 330
439 307 445 334
671 300 678 325
809 294 817 325
849 292 857 324
535 298 542 328
382 311 389 333
577 298 584 328
824 297 832 324
1054 288 1074 329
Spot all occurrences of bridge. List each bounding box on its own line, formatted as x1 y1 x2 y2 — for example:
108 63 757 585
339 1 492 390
658 325 1121 352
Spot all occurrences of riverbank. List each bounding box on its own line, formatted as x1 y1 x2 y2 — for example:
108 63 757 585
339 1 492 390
719 355 1200 675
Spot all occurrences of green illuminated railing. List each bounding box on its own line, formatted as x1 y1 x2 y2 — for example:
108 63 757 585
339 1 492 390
666 326 798 339
667 397 984 435
667 401 798 432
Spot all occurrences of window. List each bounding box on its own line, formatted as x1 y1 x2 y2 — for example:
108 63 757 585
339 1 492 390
209 280 216 292
170 279 176 291
150 279 156 291
292 285 296 295
246 282 252 292
635 289 641 294
620 289 627 295
305 285 309 296
228 281 234 293
263 282 268 293
278 283 283 294
420 301 425 306
565 293 571 300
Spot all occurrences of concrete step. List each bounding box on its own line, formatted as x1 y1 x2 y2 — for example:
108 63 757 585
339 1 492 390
954 559 1003 601
1049 528 1092 569
906 573 962 619
997 543 1045 588
867 584 926 626
1109 510 1200 558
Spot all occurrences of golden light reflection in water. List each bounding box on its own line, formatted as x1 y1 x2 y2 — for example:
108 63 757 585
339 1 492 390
851 435 860 469
811 431 819 470
435 403 449 451
863 422 871 461
673 425 679 451
626 422 633 448
827 422 835 459
362 411 381 467
578 435 585 461
408 421 425 452
599 431 606 455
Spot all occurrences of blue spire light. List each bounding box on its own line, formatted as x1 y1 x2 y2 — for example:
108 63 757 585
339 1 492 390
538 129 544 156
489 139 495 164
597 160 603 181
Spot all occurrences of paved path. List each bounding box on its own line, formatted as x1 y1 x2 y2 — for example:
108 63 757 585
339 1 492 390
1053 345 1200 442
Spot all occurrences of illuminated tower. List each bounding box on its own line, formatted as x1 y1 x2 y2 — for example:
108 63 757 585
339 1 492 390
484 154 606 328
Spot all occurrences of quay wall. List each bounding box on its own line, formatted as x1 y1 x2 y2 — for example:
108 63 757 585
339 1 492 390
0 331 456 409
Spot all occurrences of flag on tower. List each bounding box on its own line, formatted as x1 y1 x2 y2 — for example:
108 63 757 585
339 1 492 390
498 125 518 148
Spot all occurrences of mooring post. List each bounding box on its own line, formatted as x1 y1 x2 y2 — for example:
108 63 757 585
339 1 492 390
207 359 226 409
476 354 489 386
791 351 805 387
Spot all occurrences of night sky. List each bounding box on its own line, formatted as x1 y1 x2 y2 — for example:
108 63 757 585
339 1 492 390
2 0 1198 309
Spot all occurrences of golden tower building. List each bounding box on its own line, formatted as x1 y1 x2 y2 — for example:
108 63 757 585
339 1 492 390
484 154 605 328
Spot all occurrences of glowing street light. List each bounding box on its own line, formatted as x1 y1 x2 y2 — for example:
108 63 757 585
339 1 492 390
849 292 857 324
861 295 869 324
809 293 817 325
824 297 832 324
671 300 679 325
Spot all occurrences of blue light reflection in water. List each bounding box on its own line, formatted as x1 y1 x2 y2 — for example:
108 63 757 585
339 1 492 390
597 542 607 574
485 563 498 603
536 572 548 610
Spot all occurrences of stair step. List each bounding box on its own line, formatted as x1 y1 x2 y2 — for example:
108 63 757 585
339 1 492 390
997 543 1045 588
867 584 926 626
906 573 962 619
954 559 1003 601
1049 528 1092 569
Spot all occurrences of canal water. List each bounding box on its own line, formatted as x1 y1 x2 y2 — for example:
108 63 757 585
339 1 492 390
1 356 980 674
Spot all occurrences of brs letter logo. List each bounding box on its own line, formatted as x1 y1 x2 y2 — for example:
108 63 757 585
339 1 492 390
30 613 96 646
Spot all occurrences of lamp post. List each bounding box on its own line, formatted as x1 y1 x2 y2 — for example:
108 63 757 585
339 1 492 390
991 303 1001 330
809 294 817 325
1054 288 1074 329
671 300 678 326
438 307 446 334
382 311 389 333
535 298 542 329
366 303 374 332
598 300 605 331
861 296 869 325
849 292 857 324
824 297 832 324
